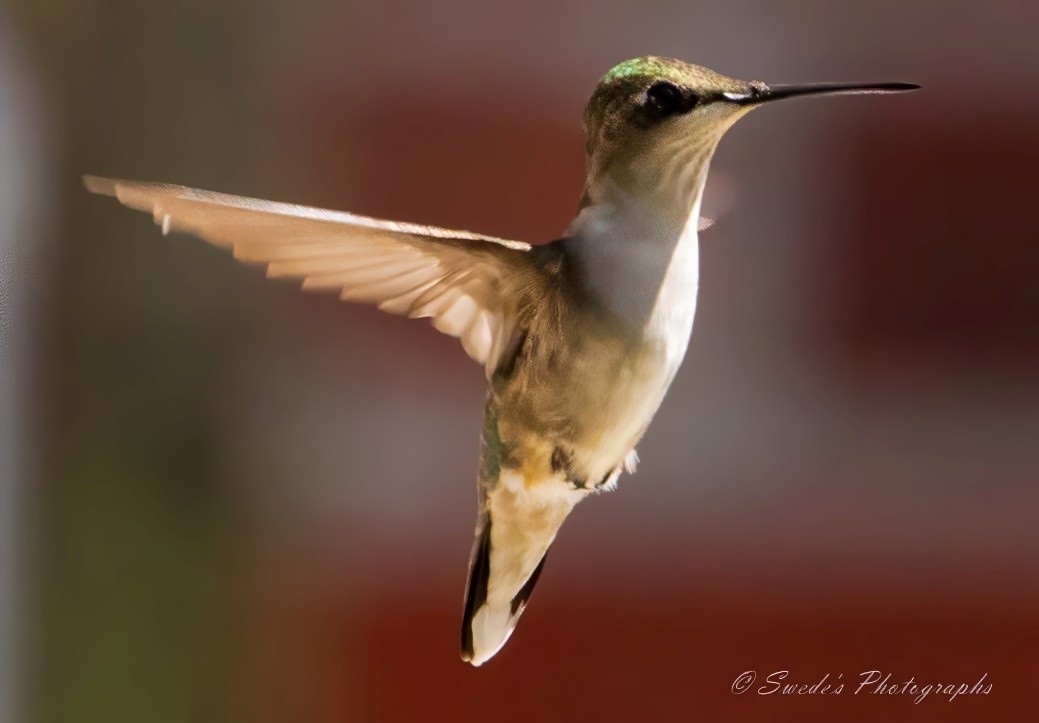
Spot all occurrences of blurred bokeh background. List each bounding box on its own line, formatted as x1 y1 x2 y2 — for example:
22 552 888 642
2 0 1037 720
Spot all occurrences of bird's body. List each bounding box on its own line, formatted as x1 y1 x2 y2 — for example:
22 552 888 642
466 224 698 655
85 56 916 666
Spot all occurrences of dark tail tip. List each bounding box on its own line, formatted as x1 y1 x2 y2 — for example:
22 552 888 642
460 518 492 662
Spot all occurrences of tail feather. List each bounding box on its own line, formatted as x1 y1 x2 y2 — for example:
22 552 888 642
460 515 551 666
511 551 548 616
461 513 552 664
460 517 493 662
459 480 575 666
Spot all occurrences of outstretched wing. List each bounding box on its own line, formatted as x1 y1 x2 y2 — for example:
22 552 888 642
84 175 534 375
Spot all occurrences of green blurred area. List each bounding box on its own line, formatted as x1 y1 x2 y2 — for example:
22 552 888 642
13 2 273 720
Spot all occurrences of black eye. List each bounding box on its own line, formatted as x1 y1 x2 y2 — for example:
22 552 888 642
645 81 683 116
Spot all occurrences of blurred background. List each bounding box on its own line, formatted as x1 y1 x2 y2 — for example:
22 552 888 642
2 0 1037 720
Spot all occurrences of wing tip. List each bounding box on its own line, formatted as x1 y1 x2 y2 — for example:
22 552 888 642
82 174 118 197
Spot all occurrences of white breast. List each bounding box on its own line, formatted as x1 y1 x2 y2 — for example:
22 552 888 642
566 208 702 480
644 220 700 358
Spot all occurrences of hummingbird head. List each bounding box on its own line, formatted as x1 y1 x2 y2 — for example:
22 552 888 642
580 56 918 217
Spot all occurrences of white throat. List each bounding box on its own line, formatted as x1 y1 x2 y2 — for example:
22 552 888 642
563 151 713 336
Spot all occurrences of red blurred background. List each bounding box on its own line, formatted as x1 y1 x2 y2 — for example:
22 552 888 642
2 1 1037 721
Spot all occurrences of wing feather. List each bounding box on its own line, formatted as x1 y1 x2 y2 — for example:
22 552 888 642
84 175 535 374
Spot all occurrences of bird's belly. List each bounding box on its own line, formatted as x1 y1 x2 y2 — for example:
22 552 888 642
587 227 698 454
502 226 700 486
594 252 699 458
570 324 693 482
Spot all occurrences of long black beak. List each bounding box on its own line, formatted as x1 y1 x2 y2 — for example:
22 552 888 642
728 81 920 105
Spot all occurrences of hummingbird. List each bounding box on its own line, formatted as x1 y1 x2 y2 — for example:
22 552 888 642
84 56 917 666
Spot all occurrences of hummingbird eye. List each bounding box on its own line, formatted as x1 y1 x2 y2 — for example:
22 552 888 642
644 81 685 117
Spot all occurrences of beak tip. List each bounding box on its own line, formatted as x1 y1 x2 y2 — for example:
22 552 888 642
756 80 922 104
